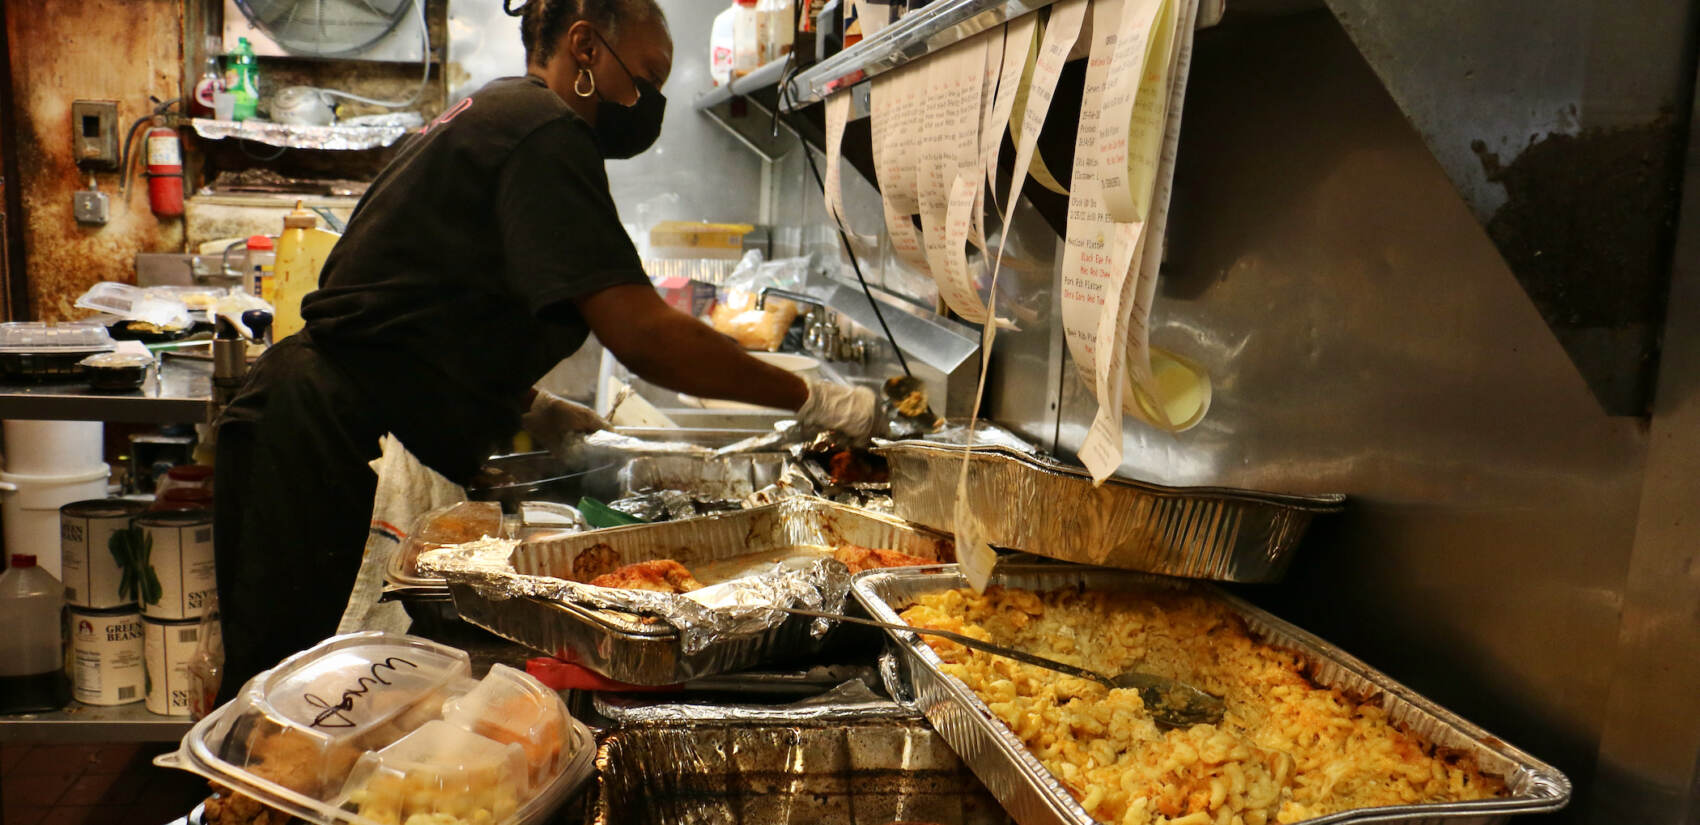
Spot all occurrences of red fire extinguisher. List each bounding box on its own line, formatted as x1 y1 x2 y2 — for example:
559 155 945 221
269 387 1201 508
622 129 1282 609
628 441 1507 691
145 115 184 218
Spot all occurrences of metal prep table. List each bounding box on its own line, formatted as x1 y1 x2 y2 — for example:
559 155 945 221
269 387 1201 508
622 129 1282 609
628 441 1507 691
0 356 212 746
0 357 213 423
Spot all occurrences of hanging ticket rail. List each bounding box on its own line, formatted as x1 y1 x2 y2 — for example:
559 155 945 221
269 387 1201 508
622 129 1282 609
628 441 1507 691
783 0 1222 110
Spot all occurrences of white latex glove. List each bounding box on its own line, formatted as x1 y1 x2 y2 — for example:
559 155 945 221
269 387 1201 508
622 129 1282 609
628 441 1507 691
796 380 879 439
521 390 608 458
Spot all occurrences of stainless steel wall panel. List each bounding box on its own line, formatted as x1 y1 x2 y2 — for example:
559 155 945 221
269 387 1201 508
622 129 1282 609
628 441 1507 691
1034 16 1649 818
1587 48 1700 825
609 1 768 233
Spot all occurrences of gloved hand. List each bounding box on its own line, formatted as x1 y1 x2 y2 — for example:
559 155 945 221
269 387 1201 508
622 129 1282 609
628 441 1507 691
521 390 608 459
796 380 880 440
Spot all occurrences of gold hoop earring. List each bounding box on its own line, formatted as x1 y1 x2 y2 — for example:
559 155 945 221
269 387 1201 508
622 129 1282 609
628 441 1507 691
573 68 596 98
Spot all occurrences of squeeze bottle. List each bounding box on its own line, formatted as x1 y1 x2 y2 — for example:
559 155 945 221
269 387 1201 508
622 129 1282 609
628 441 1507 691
270 201 341 340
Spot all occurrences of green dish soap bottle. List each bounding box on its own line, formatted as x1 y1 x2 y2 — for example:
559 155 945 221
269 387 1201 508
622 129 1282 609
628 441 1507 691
226 37 260 122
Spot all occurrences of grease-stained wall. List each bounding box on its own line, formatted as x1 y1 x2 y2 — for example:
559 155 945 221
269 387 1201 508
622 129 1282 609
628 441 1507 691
5 0 185 321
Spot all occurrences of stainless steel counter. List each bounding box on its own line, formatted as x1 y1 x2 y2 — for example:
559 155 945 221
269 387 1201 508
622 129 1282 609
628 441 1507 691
0 701 192 744
0 357 212 423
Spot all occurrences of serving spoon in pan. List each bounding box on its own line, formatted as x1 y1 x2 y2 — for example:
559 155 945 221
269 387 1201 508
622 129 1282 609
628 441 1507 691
775 606 1226 728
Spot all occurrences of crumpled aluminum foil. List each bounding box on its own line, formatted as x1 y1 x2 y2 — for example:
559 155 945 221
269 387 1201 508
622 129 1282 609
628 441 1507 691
190 115 422 150
593 678 915 725
418 537 854 655
743 463 818 508
878 420 1039 454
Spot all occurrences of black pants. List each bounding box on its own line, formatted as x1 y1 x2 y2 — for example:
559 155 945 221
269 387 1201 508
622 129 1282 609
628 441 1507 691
212 335 385 701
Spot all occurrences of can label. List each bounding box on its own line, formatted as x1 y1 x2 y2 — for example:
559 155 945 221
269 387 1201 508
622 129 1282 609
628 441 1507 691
70 610 145 706
138 517 215 620
61 503 148 610
144 618 199 716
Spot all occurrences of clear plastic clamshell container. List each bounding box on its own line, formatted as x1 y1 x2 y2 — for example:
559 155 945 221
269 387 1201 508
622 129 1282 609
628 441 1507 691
343 721 533 825
0 320 115 352
156 632 593 825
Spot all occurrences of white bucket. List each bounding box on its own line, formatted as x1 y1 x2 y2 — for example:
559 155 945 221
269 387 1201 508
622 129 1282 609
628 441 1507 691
0 465 112 580
3 421 104 475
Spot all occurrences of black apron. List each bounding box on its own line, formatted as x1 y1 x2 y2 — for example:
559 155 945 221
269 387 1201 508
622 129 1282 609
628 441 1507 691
212 333 386 701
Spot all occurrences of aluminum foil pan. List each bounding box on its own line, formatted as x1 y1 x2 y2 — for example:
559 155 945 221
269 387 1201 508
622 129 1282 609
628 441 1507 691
594 678 916 725
582 425 797 458
877 441 1345 582
618 453 790 498
421 498 953 685
854 564 1573 825
592 695 1010 825
892 421 1039 453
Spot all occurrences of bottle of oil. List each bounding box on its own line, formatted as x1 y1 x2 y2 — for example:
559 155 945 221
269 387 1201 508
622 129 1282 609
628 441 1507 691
269 201 341 341
0 554 69 713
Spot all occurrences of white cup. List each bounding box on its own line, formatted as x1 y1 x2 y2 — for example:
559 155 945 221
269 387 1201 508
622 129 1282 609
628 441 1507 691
212 90 235 121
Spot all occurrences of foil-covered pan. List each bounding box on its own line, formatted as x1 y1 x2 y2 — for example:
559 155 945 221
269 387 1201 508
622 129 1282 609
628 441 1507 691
423 498 953 685
876 442 1345 582
592 686 1011 825
598 673 918 724
854 565 1573 825
618 453 791 498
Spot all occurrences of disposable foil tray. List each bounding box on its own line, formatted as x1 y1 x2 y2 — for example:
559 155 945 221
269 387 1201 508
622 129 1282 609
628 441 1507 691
443 498 954 685
853 565 1572 825
617 452 791 498
592 690 1011 825
877 441 1345 581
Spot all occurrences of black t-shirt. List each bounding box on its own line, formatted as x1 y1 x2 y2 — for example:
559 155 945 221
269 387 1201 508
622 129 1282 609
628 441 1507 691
300 75 647 480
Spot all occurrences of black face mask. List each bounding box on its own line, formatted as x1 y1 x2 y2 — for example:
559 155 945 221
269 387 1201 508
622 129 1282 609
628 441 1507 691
591 31 666 159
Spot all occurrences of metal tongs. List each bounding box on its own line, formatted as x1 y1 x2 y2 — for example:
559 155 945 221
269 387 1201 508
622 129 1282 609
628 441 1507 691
776 606 1226 728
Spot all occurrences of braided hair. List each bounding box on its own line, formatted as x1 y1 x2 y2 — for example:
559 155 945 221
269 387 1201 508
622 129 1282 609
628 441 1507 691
505 0 667 65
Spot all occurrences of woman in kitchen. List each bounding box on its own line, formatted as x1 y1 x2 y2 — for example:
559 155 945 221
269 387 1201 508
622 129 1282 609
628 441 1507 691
212 0 877 698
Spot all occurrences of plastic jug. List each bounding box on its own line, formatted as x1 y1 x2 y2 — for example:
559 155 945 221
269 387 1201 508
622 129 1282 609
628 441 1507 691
710 2 737 86
270 201 341 341
732 0 761 77
0 554 70 713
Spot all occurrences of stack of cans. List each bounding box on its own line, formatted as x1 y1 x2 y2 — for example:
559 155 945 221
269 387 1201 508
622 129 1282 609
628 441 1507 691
61 501 214 715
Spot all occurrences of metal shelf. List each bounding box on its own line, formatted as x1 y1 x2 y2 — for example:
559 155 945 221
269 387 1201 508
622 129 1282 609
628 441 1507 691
0 358 212 423
783 0 1224 109
0 701 193 744
693 57 793 111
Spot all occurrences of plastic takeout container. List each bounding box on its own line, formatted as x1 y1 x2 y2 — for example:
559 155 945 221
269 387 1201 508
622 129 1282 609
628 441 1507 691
0 321 115 351
342 720 533 823
0 322 116 382
75 282 192 329
156 632 593 825
80 351 154 392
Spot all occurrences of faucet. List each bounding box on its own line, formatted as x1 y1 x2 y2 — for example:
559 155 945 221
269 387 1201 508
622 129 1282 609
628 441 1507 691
755 287 867 364
755 287 824 311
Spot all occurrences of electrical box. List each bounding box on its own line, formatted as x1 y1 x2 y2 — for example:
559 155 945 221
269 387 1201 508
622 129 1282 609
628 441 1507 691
71 100 119 170
73 188 110 225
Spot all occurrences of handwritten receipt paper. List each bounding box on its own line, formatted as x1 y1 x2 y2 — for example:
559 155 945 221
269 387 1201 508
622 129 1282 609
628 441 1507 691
823 0 1208 588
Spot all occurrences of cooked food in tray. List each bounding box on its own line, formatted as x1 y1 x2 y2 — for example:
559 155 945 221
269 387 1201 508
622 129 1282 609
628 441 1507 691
589 559 705 593
170 635 587 825
394 502 509 583
832 544 936 573
566 543 941 593
900 587 1504 825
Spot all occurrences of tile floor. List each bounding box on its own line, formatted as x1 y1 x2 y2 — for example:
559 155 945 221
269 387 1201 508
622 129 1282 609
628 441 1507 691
1 743 208 825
